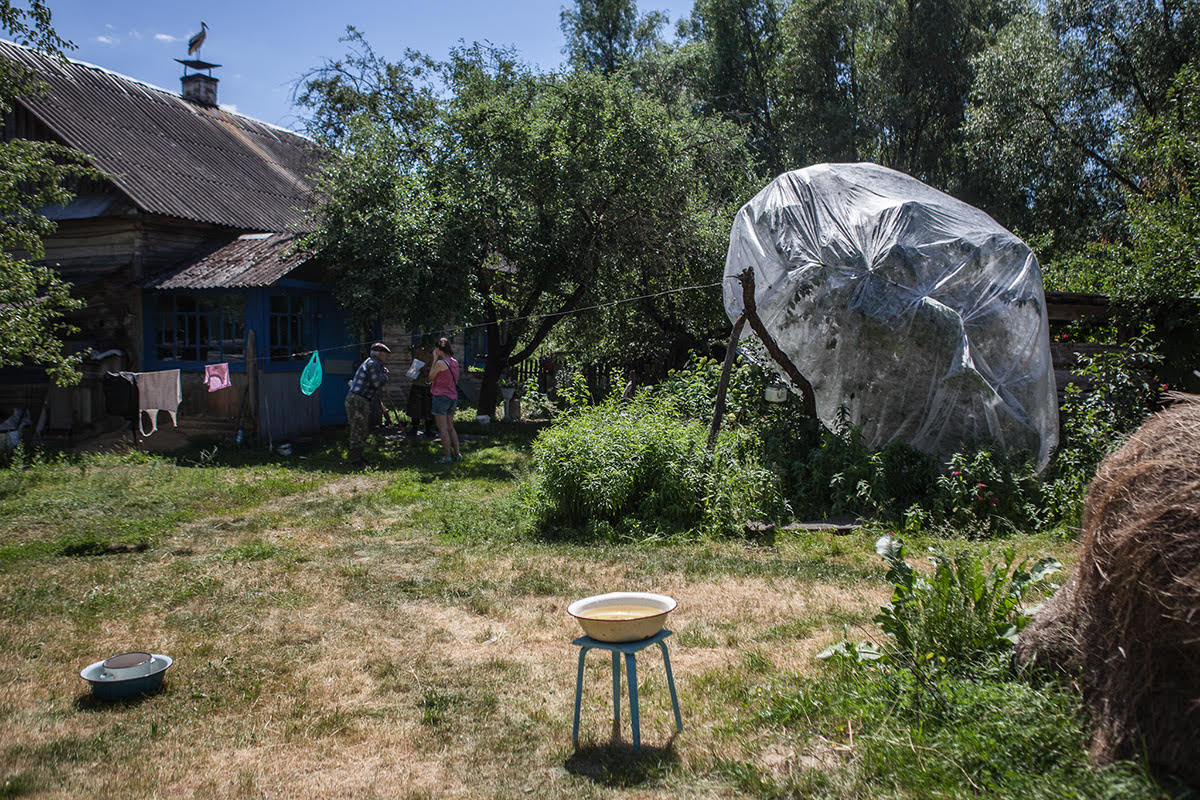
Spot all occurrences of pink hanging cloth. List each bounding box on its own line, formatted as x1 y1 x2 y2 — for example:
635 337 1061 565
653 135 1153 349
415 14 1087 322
205 363 231 393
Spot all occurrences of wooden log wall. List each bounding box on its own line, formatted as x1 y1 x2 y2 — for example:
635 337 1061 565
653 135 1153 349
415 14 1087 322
377 324 481 410
1044 291 1113 402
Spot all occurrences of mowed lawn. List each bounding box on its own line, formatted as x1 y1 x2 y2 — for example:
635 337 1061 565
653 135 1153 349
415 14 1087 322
0 426 1077 799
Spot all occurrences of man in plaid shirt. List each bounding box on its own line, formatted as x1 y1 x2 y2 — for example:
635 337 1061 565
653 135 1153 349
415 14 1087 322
345 342 390 467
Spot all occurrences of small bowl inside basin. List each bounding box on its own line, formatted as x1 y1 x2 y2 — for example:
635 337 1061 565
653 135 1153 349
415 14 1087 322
568 592 676 643
102 651 154 679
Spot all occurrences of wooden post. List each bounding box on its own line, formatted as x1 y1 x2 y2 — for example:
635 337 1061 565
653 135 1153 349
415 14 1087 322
737 268 818 421
246 329 259 441
708 313 746 449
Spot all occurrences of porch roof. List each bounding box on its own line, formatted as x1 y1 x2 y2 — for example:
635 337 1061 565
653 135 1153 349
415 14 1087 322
144 232 313 289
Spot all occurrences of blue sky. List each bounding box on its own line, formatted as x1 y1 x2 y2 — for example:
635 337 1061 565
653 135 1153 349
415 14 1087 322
46 0 697 132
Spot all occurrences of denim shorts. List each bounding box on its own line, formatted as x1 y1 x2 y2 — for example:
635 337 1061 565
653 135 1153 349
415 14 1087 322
431 394 457 416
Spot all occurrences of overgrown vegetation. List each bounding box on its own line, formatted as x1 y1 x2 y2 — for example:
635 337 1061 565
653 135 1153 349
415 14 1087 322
527 348 1159 541
728 539 1174 799
528 375 782 538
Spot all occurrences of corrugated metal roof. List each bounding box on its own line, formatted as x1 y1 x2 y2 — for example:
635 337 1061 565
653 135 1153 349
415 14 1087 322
1 40 321 233
145 232 313 289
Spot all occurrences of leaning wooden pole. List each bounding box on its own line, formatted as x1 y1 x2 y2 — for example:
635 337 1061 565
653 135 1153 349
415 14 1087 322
707 312 747 449
737 268 818 421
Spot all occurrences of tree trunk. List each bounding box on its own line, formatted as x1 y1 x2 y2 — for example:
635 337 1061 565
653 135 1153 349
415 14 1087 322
478 356 505 418
476 321 508 418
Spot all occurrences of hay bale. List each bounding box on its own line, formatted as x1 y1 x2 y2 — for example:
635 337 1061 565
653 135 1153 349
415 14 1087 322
1014 576 1080 674
1019 395 1200 783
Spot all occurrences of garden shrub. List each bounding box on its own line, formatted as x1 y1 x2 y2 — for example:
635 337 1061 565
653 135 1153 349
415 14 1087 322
618 337 1164 536
786 408 941 523
820 537 1060 678
655 356 1047 533
528 390 783 538
934 448 1045 536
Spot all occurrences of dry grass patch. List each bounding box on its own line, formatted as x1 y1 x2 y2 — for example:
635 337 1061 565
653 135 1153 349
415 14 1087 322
12 441 1074 798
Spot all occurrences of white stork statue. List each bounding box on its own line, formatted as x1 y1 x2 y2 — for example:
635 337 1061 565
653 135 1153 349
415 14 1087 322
187 22 208 56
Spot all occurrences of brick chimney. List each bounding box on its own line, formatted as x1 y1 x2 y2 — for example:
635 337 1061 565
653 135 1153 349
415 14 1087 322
181 72 218 106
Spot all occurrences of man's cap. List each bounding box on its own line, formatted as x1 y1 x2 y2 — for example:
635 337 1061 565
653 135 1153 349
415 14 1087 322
370 342 391 353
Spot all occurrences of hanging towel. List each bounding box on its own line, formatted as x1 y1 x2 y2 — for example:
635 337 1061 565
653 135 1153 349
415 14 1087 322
103 371 139 422
205 363 231 393
136 369 181 437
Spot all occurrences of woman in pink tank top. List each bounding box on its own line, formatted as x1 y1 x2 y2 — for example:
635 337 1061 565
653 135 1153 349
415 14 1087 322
428 337 461 462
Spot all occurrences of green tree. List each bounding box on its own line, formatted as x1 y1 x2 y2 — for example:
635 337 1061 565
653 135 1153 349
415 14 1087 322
1045 64 1200 303
302 33 755 414
560 0 668 74
437 48 752 414
678 0 785 174
965 0 1199 252
293 26 438 151
771 0 862 166
303 115 453 335
1 0 98 384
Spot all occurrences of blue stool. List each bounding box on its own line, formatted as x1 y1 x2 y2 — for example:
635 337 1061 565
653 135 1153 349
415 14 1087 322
571 629 682 752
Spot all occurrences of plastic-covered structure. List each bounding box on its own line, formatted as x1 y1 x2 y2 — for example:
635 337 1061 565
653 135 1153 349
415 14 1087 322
724 163 1058 467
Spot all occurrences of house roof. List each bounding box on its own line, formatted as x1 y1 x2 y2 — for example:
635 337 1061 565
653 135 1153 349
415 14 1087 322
1 39 321 233
144 232 313 289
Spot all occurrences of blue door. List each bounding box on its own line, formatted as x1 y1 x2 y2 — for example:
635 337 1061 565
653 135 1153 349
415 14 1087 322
312 294 357 425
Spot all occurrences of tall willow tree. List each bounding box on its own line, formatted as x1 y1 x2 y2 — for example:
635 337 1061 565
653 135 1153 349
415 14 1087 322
560 0 668 74
965 0 1200 252
678 0 785 174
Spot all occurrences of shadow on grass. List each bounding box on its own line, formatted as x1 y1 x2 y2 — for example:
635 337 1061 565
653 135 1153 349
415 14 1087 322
73 683 167 712
156 421 548 480
565 736 679 787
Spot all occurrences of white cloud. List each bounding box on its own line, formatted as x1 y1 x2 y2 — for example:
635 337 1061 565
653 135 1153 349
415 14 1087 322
128 30 142 40
105 23 115 30
220 104 238 114
95 35 116 44
155 33 177 43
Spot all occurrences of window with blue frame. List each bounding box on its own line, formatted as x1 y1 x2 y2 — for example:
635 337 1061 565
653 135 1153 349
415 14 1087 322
154 293 245 363
462 326 487 369
269 295 310 362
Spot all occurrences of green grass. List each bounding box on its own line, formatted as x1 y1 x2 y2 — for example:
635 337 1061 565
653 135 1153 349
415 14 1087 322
0 425 1182 798
745 660 1175 799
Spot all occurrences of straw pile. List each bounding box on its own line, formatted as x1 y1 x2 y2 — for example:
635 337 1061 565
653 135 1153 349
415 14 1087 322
1017 394 1200 783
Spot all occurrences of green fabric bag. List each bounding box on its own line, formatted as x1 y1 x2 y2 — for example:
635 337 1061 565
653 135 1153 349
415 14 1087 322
299 351 323 396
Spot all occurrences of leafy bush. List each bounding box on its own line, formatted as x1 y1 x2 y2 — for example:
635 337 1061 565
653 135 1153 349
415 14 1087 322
528 391 783 538
655 356 1046 534
1044 326 1163 525
875 536 1057 673
645 345 1169 535
934 449 1045 536
754 541 1167 798
655 354 769 428
786 408 941 522
821 537 1059 679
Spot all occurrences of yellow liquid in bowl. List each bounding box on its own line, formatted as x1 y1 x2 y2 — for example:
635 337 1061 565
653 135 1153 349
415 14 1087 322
581 604 663 620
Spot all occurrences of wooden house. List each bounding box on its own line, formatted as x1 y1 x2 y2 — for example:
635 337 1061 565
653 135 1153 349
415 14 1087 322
0 40 366 443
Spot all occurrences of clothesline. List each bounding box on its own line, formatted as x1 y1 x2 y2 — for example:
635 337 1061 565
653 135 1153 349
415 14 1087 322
285 280 724 360
118 280 724 441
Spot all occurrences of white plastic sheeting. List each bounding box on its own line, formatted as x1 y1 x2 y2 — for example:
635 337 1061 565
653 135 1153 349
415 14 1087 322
724 163 1058 467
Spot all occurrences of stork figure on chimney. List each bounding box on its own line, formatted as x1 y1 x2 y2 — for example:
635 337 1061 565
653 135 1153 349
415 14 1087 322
187 22 208 56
